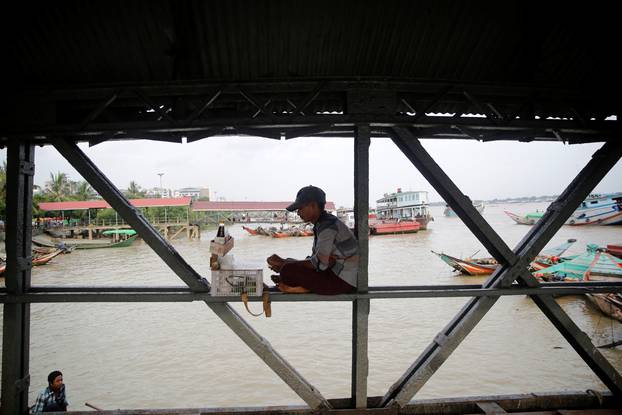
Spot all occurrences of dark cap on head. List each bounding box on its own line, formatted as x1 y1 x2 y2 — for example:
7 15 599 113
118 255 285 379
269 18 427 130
286 186 326 211
48 370 62 384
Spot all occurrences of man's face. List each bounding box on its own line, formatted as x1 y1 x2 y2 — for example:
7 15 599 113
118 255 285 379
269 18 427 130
297 202 319 222
51 375 63 392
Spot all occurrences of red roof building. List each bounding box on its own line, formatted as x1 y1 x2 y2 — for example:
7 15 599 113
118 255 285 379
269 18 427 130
192 201 336 212
38 197 192 211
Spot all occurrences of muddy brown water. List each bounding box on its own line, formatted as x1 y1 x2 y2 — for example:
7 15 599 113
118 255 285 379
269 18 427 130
1 203 621 410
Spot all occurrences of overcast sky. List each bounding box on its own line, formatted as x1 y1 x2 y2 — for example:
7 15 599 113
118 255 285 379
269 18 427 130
2 137 621 208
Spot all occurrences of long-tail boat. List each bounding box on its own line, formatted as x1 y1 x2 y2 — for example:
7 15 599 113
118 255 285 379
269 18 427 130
504 210 545 225
242 226 259 235
433 239 577 276
1 249 64 277
607 243 622 259
32 249 64 265
533 244 622 281
586 293 622 322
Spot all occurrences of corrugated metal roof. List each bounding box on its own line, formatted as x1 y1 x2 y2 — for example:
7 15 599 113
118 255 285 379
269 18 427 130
193 201 336 211
5 1 617 88
39 197 191 211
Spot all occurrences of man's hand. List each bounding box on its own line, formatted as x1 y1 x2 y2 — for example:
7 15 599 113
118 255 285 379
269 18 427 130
267 254 285 272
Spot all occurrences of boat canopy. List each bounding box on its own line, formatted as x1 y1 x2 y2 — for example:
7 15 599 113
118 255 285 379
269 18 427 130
535 244 622 280
102 229 137 236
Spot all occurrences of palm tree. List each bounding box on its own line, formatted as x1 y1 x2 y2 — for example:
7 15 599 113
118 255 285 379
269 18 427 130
74 181 96 201
125 181 145 198
45 171 70 201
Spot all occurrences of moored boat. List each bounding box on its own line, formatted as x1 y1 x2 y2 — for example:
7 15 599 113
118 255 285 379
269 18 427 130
1 249 63 277
607 244 622 259
376 189 433 229
370 219 420 235
433 239 577 276
32 249 64 265
566 193 622 226
504 210 544 225
242 226 259 235
586 293 622 322
534 244 622 281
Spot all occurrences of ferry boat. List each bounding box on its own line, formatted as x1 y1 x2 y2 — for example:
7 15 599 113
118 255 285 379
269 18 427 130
566 193 622 226
375 189 434 229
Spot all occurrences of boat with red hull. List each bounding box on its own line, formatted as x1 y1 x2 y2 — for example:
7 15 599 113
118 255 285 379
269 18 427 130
370 219 420 235
607 244 622 259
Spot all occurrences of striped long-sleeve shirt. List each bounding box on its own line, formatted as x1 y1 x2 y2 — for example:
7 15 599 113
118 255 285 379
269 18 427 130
309 211 359 287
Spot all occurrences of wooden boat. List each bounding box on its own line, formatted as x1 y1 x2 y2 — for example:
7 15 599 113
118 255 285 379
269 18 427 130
505 210 544 225
534 244 622 281
434 239 577 276
272 231 291 238
370 219 420 235
32 245 76 255
567 193 622 226
431 252 496 275
242 226 259 235
586 293 622 322
0 250 63 277
32 249 64 265
444 202 485 217
74 234 138 249
271 226 313 238
607 244 622 259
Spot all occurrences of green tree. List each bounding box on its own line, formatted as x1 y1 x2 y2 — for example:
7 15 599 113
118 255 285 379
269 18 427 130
44 171 70 201
125 181 146 198
74 181 96 201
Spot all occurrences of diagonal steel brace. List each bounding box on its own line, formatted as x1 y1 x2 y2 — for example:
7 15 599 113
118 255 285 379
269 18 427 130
381 127 622 407
52 139 331 409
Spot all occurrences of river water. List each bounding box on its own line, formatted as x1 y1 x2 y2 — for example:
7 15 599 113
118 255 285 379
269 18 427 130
1 202 621 411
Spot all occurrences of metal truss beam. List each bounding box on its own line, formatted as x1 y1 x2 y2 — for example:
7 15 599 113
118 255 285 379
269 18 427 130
352 125 370 408
382 128 622 407
1 141 34 414
51 140 330 409
4 79 620 144
24 391 622 415
2 282 622 303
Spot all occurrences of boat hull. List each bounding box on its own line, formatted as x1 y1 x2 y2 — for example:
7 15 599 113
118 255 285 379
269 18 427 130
587 294 622 322
370 220 420 235
607 244 622 259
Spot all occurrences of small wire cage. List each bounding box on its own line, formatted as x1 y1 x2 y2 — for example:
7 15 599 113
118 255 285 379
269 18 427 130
211 269 263 296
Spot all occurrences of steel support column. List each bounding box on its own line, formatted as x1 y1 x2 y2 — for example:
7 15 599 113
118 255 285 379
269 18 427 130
382 128 622 406
352 125 370 408
52 139 330 409
1 141 35 415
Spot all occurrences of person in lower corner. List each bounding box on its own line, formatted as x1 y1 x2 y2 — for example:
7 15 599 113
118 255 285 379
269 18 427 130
267 185 358 295
31 370 69 413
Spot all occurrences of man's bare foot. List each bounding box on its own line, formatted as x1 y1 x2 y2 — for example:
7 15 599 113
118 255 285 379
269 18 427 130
277 282 311 294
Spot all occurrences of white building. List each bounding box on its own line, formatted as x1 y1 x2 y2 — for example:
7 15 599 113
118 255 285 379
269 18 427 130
174 187 210 200
146 187 173 198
